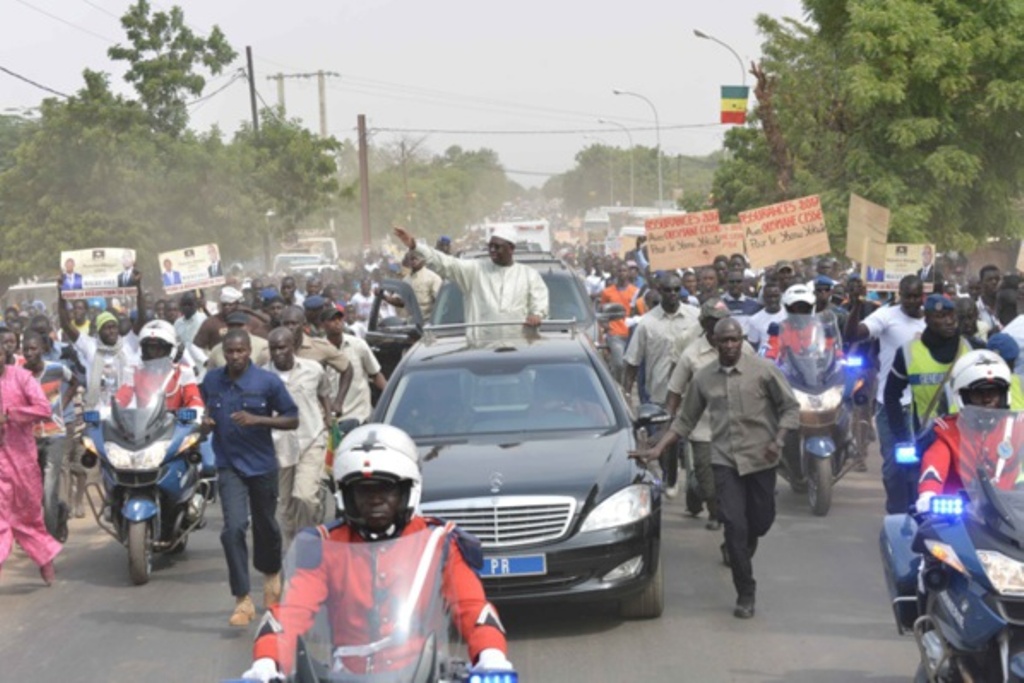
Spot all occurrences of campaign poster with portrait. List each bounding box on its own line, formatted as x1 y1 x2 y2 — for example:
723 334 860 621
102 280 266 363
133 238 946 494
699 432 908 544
158 243 226 294
59 248 137 300
865 243 936 293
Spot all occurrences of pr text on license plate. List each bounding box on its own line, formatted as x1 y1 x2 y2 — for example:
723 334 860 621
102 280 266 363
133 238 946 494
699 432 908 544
479 554 547 577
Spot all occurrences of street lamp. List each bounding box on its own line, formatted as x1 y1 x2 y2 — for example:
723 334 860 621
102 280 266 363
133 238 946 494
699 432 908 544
598 118 634 208
612 88 662 210
693 29 746 86
583 134 614 206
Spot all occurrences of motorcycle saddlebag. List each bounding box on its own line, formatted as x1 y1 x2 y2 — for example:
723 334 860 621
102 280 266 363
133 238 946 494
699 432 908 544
879 513 920 633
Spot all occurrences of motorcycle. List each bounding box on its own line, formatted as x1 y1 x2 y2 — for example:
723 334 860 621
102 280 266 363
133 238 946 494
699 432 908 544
79 367 210 585
880 407 1024 682
227 526 520 683
772 314 857 516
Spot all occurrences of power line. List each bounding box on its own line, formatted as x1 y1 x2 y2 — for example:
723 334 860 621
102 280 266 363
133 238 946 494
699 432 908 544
0 65 69 98
370 123 722 136
187 69 246 107
13 0 117 43
79 0 121 20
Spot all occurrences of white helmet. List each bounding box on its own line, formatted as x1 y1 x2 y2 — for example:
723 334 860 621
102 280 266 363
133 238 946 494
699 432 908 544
781 283 815 310
334 424 422 537
950 349 1010 411
139 320 178 358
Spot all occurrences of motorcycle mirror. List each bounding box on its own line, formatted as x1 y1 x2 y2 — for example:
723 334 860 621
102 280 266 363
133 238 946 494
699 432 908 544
177 408 197 422
83 410 100 425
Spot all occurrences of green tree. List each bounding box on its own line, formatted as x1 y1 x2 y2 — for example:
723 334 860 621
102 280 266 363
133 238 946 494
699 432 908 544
713 0 1024 251
108 0 236 136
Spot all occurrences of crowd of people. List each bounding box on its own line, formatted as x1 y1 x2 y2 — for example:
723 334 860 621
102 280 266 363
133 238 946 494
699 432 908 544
4 225 1024 673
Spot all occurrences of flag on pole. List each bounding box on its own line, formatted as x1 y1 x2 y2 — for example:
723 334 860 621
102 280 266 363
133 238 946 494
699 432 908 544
720 85 749 125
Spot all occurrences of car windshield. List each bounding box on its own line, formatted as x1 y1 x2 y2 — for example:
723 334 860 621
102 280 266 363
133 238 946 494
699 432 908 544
383 361 616 437
431 270 591 327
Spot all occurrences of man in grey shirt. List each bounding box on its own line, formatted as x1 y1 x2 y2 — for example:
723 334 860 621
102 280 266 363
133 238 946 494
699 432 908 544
633 318 799 619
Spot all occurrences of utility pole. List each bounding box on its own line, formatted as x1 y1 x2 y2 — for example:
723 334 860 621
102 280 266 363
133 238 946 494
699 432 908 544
358 114 371 248
245 46 272 271
266 73 286 112
264 70 339 136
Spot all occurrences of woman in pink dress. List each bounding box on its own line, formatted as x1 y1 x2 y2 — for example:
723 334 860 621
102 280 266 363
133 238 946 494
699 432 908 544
0 359 61 584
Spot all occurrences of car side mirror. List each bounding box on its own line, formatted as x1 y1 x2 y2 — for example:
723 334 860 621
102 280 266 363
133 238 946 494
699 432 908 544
379 316 422 341
597 303 627 323
634 402 670 429
335 418 361 437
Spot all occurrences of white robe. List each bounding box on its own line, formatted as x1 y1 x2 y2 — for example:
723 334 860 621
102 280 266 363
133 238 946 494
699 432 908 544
413 243 549 340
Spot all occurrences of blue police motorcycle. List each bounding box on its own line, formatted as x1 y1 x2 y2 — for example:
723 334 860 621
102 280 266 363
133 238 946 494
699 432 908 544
80 367 210 585
881 407 1024 682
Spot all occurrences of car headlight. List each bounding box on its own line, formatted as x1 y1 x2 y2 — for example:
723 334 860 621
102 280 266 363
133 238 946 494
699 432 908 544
106 439 171 470
977 550 1024 595
580 484 652 533
794 386 843 412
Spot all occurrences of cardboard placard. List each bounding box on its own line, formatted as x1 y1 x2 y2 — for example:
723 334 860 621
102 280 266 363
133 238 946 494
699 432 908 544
158 243 226 294
865 243 936 292
59 248 137 300
718 223 745 257
644 210 721 270
739 195 831 269
846 194 890 273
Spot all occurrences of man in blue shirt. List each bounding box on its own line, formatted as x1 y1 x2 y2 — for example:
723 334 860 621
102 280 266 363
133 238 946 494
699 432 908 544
200 329 299 627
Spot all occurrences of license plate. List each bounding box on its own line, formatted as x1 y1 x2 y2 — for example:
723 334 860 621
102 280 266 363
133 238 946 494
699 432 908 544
479 554 547 577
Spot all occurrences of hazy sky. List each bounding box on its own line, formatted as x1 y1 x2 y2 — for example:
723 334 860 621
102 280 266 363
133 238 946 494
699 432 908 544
2 0 807 186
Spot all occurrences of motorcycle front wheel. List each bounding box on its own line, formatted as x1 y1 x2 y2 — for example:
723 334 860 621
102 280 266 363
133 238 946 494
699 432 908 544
807 456 833 516
128 521 153 585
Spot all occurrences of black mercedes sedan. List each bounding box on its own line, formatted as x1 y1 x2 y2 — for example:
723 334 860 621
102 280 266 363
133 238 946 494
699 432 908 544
370 327 666 618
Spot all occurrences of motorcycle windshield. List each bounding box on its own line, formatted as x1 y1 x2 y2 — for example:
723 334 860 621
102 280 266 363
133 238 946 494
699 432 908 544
957 407 1024 534
777 314 840 390
104 362 175 447
276 526 464 681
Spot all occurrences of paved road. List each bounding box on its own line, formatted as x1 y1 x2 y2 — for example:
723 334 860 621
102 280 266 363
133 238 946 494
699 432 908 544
0 465 917 682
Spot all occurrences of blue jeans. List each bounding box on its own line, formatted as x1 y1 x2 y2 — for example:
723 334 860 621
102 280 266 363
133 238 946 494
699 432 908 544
218 467 282 597
876 404 917 515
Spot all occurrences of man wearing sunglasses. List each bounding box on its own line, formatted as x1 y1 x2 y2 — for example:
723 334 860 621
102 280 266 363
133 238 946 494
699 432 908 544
623 273 700 497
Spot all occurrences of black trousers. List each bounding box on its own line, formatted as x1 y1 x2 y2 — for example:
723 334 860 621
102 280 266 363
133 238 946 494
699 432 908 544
713 464 776 599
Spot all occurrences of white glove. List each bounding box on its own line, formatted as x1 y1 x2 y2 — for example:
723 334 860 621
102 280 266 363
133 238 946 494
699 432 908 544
241 658 282 683
915 491 936 515
474 648 514 671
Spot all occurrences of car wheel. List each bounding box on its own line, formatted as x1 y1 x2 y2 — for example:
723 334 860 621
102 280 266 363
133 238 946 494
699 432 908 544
618 554 664 619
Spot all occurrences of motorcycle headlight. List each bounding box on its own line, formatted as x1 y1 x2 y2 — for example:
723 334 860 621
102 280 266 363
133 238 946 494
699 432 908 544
925 539 967 576
580 484 652 533
106 439 171 470
977 550 1024 596
794 386 843 412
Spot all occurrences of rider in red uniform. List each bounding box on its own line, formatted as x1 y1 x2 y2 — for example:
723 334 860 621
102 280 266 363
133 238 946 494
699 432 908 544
115 320 203 412
764 283 841 361
916 349 1022 511
242 424 512 682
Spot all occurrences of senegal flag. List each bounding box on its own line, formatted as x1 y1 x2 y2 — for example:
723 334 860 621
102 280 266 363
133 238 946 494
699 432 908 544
721 85 749 125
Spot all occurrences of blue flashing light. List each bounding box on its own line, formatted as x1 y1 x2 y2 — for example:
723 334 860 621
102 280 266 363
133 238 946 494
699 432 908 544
177 408 197 422
930 495 964 517
469 673 518 683
894 442 919 465
83 410 100 424
844 355 864 369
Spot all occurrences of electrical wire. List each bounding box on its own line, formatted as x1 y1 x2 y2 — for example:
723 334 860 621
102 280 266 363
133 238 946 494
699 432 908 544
13 0 117 43
370 123 722 136
186 69 245 107
79 0 120 20
0 65 69 98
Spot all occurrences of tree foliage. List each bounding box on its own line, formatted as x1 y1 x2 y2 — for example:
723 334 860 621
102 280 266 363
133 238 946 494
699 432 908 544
108 0 236 136
713 0 1024 251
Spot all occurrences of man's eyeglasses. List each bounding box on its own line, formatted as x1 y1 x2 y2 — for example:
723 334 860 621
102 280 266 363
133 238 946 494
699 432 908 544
815 286 832 293
727 279 744 284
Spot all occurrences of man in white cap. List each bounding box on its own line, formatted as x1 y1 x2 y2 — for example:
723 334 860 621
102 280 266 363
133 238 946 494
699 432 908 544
194 285 268 351
393 226 548 338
